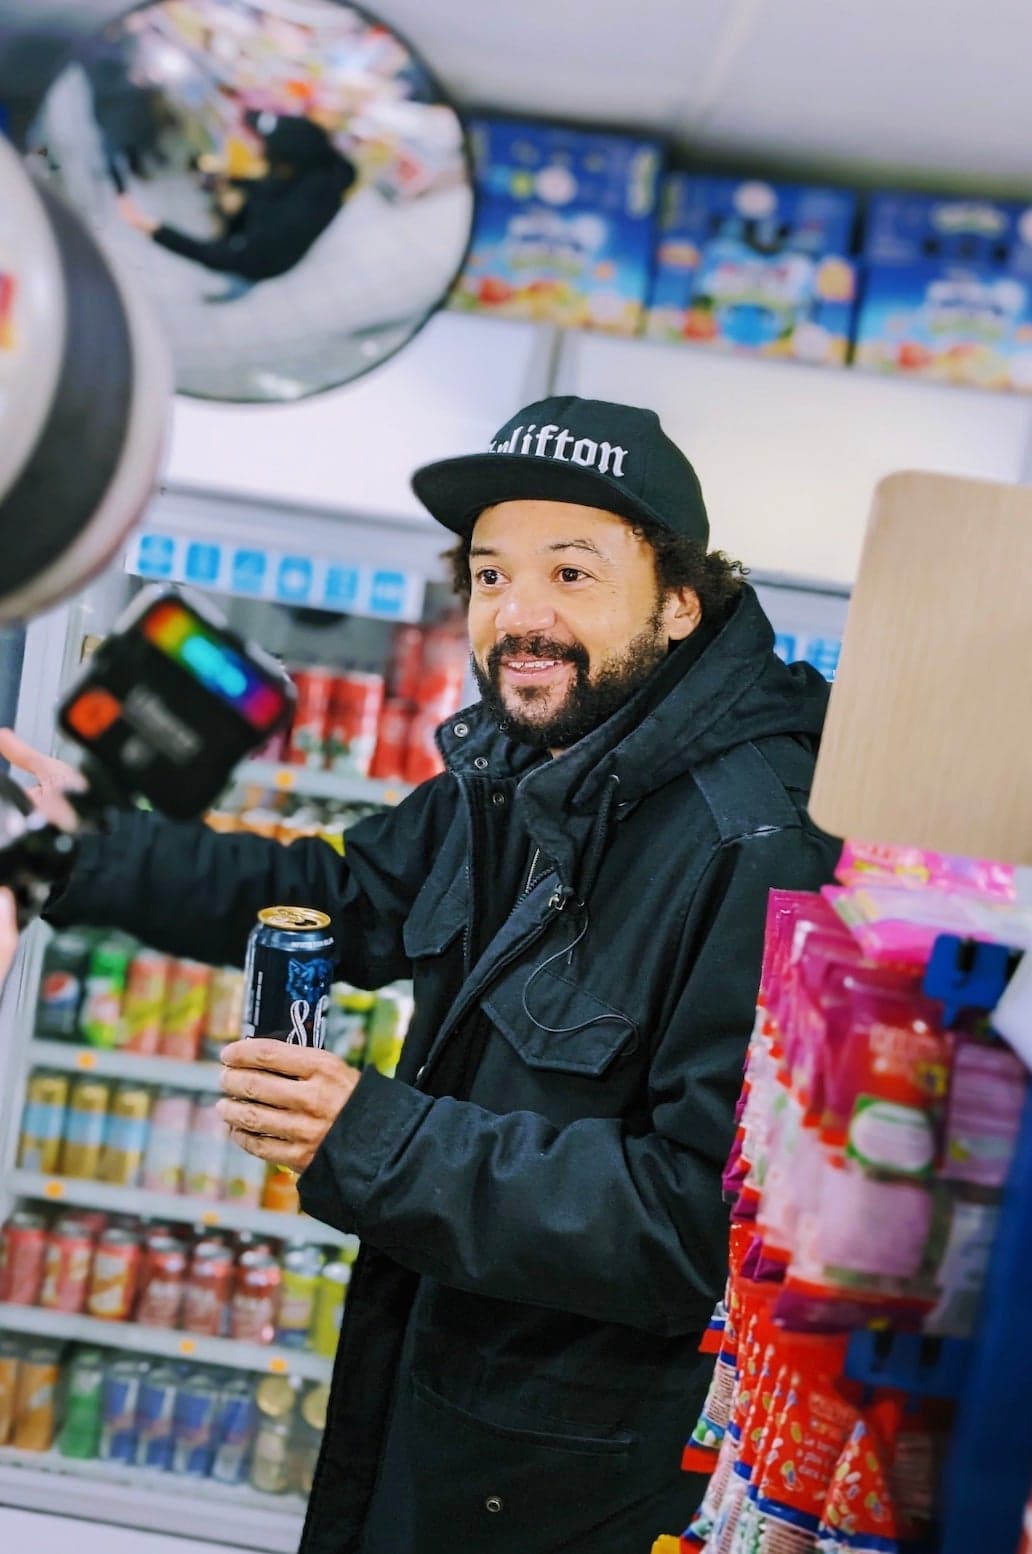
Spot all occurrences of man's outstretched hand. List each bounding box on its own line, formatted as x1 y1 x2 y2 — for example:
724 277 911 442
0 728 85 833
217 1039 362 1174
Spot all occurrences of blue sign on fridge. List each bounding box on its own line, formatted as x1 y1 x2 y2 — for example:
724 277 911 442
134 533 176 578
324 565 360 610
773 632 796 664
805 636 842 681
184 543 221 586
369 571 407 617
275 556 314 603
230 549 268 594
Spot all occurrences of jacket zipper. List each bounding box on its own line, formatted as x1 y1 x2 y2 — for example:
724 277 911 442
520 847 542 902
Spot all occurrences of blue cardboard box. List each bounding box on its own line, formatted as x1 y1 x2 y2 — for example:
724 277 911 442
644 175 859 365
854 193 1032 392
449 118 663 334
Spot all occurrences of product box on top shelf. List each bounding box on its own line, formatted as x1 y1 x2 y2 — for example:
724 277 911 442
853 192 1032 391
643 175 859 365
449 116 664 334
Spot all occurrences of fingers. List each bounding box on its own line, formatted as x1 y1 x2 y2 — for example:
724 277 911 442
217 1097 299 1140
0 888 19 983
219 1064 312 1111
0 728 84 793
220 1038 326 1079
225 1125 309 1172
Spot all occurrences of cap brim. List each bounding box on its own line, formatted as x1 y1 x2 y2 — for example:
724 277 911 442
411 452 675 538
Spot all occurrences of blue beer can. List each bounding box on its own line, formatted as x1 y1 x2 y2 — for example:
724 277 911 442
136 1365 178 1471
242 907 335 1048
100 1358 145 1463
172 1370 220 1477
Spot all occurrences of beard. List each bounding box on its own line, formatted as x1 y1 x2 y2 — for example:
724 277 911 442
472 608 669 751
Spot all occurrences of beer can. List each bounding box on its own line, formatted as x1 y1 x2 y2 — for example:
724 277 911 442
86 1226 141 1321
1 1210 48 1305
203 967 246 1056
261 1165 300 1215
160 960 211 1062
142 1088 193 1194
98 1084 152 1187
121 948 172 1055
135 1237 187 1329
136 1364 179 1470
250 1417 292 1495
80 934 133 1048
172 1370 220 1476
286 666 335 768
311 1262 351 1357
223 1144 268 1208
57 1348 104 1460
275 1248 323 1349
36 930 93 1040
60 1078 111 1180
12 1343 60 1451
211 1375 257 1485
325 671 385 778
0 1336 20 1445
184 1094 228 1200
230 1249 281 1345
100 1356 146 1462
18 1072 69 1174
182 1240 235 1337
242 907 335 1047
369 699 412 782
39 1215 95 1313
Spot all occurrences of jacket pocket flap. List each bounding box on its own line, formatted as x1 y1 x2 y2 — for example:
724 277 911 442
484 965 637 1077
403 867 468 959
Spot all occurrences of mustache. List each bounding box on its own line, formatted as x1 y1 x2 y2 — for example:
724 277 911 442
486 635 589 674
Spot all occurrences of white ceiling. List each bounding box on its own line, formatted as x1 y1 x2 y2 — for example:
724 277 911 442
379 0 1032 193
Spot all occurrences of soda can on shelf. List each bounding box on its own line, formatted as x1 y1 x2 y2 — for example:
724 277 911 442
211 1374 258 1485
36 930 93 1040
39 1214 95 1313
79 934 133 1048
135 1236 187 1329
276 1247 323 1349
172 1370 220 1477
203 967 246 1057
286 666 335 768
1 1209 48 1305
141 1088 193 1194
311 1262 351 1358
12 1342 60 1452
231 1248 282 1345
294 1381 330 1495
250 1417 293 1495
121 948 172 1056
57 1348 105 1460
364 987 414 1078
0 1336 20 1445
182 1240 235 1337
100 1356 146 1463
325 670 385 778
183 1094 229 1199
404 706 447 786
262 1164 301 1216
416 624 467 715
387 624 425 703
137 1364 179 1471
255 1375 297 1420
98 1083 152 1187
243 906 335 1048
369 698 413 782
223 1144 268 1208
160 960 212 1062
18 1072 69 1173
86 1226 141 1321
60 1077 111 1180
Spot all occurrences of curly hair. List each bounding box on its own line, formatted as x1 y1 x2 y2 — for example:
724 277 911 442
444 514 748 622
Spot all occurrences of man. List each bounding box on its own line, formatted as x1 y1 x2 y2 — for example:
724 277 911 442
2 396 840 1554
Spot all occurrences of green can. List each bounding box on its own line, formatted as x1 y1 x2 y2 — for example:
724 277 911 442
275 1248 323 1350
79 936 134 1049
310 1262 351 1357
57 1348 105 1460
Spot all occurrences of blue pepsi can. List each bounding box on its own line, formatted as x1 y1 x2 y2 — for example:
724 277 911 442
136 1365 178 1471
172 1371 220 1477
242 907 334 1048
211 1375 257 1485
100 1358 145 1463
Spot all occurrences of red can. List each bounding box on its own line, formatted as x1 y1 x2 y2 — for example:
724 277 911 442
387 625 425 703
230 1249 282 1345
1 1212 48 1305
38 1216 94 1314
86 1227 141 1321
160 960 211 1062
416 626 467 716
325 671 385 777
369 699 413 782
182 1240 235 1337
404 708 447 786
286 666 335 768
135 1236 187 1329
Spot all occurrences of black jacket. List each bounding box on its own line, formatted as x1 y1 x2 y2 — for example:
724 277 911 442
48 586 840 1553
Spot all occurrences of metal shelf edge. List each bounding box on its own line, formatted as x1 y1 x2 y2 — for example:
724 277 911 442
27 1040 224 1092
236 760 412 807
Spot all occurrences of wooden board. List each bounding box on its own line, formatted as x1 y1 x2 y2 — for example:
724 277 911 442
808 469 1032 866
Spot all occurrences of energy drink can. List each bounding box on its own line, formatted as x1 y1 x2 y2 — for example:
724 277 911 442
183 1094 228 1200
1 1210 48 1305
18 1073 69 1173
98 1084 152 1187
211 1374 257 1485
80 935 133 1049
275 1248 323 1349
36 930 93 1040
203 967 246 1057
86 1226 141 1321
121 949 172 1055
172 1371 220 1476
39 1215 95 1313
60 1078 110 1179
160 960 211 1062
311 1262 351 1358
100 1357 145 1462
136 1364 179 1470
57 1348 105 1460
12 1343 60 1451
242 907 335 1048
142 1088 193 1194
0 1336 20 1445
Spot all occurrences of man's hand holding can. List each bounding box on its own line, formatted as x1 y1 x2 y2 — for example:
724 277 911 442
216 1039 361 1173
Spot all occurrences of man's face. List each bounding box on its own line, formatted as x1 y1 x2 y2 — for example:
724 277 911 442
467 500 700 752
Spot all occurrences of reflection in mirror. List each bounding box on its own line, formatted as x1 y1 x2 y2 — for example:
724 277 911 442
30 0 473 402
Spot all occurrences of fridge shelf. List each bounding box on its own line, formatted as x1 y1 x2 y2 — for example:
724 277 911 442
8 1170 358 1253
235 759 412 808
0 1303 333 1382
0 1447 307 1553
28 1039 224 1092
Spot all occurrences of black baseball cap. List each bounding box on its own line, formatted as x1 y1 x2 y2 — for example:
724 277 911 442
411 396 709 546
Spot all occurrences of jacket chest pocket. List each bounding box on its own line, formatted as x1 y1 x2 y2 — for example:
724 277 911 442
402 863 468 961
483 961 638 1080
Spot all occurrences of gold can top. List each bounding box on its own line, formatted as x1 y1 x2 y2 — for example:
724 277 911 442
257 906 332 932
301 1382 330 1433
255 1375 298 1419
